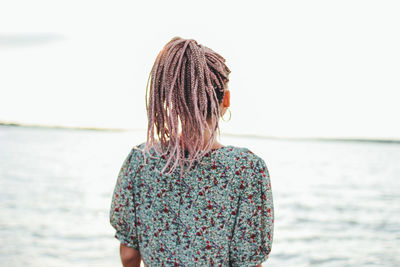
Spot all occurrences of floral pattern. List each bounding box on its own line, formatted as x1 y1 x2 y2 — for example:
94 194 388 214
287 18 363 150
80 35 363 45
110 142 274 267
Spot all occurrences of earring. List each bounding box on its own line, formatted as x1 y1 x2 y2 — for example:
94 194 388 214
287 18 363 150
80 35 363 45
221 108 231 122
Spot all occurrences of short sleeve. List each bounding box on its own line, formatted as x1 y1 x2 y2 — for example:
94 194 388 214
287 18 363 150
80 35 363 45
109 147 140 250
229 157 274 267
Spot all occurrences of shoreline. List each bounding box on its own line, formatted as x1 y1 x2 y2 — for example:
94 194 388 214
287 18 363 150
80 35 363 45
1 121 399 144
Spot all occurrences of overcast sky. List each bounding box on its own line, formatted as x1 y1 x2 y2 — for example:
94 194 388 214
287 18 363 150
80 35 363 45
1 0 399 139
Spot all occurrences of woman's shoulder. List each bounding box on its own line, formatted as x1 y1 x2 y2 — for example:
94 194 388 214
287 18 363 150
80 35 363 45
121 142 147 165
213 144 267 171
221 144 264 160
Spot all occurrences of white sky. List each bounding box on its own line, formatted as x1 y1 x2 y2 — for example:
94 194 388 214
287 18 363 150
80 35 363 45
0 0 399 139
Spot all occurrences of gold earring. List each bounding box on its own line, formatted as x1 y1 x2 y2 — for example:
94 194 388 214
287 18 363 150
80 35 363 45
221 108 231 122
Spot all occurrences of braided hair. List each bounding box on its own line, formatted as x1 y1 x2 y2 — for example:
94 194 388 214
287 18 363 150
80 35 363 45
143 36 231 177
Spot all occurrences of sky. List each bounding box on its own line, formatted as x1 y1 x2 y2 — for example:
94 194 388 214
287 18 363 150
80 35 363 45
0 0 399 139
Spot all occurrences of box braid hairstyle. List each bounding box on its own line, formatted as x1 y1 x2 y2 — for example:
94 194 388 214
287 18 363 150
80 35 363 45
143 36 231 177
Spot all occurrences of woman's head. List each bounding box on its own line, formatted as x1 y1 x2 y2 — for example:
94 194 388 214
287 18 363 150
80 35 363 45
144 36 231 176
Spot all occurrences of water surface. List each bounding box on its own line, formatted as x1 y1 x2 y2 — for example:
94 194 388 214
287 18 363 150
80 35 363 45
0 125 399 266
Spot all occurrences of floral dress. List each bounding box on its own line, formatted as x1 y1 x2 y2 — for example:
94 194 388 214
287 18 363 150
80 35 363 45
109 142 274 267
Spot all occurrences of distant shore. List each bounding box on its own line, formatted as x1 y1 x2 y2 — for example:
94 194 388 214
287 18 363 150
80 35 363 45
1 121 399 144
0 121 129 132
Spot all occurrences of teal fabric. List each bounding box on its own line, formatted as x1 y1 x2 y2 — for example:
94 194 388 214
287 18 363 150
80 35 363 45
109 142 274 266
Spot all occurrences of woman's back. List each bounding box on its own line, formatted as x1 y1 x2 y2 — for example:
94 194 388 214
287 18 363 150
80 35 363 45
110 142 274 267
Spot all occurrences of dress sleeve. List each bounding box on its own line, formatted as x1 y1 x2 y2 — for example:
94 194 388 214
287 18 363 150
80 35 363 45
109 147 140 250
229 156 274 267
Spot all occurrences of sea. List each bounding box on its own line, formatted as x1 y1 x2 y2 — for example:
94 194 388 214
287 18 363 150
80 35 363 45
0 125 399 267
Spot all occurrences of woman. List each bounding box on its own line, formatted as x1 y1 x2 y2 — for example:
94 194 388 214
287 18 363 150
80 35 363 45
110 37 274 267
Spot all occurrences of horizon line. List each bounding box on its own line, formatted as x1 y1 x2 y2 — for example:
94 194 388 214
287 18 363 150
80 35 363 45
1 121 399 144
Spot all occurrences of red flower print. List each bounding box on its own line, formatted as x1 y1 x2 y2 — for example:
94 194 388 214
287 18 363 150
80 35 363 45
109 143 273 266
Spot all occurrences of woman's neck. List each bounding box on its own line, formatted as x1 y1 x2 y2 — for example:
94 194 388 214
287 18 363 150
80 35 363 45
179 132 224 151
